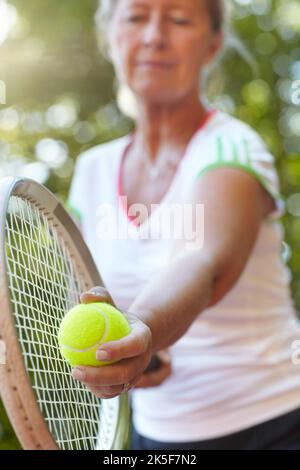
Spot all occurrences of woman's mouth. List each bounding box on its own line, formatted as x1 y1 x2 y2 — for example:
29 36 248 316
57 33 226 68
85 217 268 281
137 61 175 70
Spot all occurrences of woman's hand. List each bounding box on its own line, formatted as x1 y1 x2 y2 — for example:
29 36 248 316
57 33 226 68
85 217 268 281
71 286 153 399
134 349 172 389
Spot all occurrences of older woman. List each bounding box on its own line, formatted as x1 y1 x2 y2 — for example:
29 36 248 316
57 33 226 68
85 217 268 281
67 0 300 450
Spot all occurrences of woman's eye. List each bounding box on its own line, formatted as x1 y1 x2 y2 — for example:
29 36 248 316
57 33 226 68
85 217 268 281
123 13 191 25
125 14 147 23
171 17 191 25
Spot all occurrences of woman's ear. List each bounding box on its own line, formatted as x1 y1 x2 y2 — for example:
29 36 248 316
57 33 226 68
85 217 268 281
204 31 224 66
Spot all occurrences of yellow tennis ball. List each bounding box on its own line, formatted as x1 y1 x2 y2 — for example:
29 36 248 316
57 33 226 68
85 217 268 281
58 302 131 367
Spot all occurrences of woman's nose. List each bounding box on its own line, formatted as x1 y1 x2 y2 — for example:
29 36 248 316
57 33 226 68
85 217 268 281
142 18 167 49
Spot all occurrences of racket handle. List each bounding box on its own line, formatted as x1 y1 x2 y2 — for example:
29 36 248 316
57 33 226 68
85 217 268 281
144 354 162 374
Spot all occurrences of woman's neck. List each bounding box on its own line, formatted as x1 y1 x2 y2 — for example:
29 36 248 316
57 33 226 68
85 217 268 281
132 93 209 162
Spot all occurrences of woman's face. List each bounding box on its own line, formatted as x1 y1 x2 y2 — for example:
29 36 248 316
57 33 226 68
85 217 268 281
108 0 222 105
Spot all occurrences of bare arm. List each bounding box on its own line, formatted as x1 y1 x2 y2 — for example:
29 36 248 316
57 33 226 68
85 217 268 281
74 167 276 397
128 249 216 354
128 167 275 355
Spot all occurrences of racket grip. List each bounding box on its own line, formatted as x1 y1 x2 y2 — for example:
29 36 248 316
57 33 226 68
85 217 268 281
144 354 162 374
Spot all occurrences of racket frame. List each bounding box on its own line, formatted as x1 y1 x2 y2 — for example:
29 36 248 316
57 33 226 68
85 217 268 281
0 176 130 450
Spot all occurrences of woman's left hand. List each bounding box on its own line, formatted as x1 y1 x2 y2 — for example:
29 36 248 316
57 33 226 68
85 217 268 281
71 286 153 399
134 349 172 389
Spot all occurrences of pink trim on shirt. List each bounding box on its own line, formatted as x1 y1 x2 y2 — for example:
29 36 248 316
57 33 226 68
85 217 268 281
117 108 218 226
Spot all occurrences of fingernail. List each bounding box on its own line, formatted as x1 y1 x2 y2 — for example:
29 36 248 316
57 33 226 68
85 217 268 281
72 367 85 381
96 350 109 361
90 287 103 295
83 292 98 298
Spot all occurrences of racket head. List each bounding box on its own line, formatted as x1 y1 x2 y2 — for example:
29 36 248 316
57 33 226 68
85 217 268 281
0 176 130 450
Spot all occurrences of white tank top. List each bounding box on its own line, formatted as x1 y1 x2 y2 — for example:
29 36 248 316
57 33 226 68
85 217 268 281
67 109 300 442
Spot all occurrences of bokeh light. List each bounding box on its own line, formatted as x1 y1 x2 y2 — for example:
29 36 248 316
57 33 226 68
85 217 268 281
0 0 17 46
287 194 300 217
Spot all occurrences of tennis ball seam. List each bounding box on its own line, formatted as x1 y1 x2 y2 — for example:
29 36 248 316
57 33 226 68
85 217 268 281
60 305 110 352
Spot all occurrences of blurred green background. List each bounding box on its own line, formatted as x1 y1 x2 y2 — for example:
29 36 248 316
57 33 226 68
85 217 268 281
0 0 300 449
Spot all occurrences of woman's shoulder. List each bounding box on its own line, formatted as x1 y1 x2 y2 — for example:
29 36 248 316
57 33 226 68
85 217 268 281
207 110 268 149
188 109 274 168
75 134 131 168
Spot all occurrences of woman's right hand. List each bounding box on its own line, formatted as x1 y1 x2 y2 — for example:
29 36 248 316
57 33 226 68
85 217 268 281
75 286 153 399
79 286 172 391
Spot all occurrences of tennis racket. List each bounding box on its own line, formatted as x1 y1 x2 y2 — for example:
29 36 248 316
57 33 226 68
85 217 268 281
0 176 131 450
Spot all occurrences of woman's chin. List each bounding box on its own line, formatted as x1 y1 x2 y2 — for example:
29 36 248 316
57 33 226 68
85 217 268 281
133 86 181 106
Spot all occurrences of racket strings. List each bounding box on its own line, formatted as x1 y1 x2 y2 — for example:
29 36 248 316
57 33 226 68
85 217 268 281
5 195 120 450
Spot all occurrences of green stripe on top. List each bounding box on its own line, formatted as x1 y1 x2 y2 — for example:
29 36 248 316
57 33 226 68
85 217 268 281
243 138 251 165
216 136 247 165
216 136 224 162
195 161 286 212
231 139 240 163
194 135 286 221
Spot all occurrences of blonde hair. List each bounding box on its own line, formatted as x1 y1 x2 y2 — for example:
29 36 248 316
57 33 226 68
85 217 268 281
95 0 229 59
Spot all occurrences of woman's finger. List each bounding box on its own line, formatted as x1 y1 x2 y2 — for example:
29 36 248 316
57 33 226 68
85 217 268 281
133 348 172 389
72 353 150 387
95 316 151 364
157 349 171 362
80 286 115 305
86 384 122 395
84 372 142 399
134 357 172 389
87 387 121 400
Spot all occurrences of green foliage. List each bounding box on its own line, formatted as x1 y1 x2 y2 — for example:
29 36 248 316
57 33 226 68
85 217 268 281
0 0 300 449
0 401 21 450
